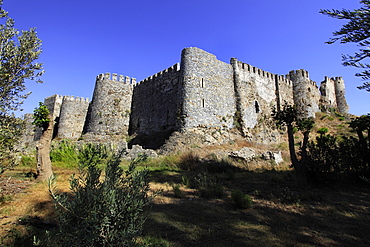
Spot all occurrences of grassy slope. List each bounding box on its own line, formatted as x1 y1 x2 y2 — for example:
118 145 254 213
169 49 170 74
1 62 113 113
0 111 369 246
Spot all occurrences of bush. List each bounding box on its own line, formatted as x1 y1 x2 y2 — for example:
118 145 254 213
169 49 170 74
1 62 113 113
171 183 182 198
178 152 201 171
231 189 253 209
45 148 154 246
194 172 224 198
50 140 79 168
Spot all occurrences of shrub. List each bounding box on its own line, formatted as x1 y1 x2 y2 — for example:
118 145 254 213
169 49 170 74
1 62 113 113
171 183 182 198
46 148 154 246
50 140 79 168
194 172 224 198
231 189 253 209
178 152 201 171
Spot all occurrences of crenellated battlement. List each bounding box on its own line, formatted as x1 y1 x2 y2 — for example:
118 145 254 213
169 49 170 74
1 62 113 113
288 69 309 79
276 74 292 85
332 76 343 83
62 95 89 103
235 60 276 79
45 94 63 102
34 47 349 147
97 72 137 84
140 63 180 83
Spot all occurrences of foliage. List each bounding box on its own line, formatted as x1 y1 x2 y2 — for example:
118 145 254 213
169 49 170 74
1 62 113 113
171 183 182 198
231 189 253 209
306 133 340 180
77 142 112 168
194 172 224 198
272 103 314 184
0 1 43 114
320 1 370 91
178 151 201 171
45 148 154 247
50 141 113 169
50 140 79 168
0 114 24 173
32 102 50 129
0 1 42 173
317 127 329 135
306 115 370 181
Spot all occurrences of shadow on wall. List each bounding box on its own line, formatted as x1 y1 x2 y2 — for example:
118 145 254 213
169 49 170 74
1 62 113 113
128 129 176 150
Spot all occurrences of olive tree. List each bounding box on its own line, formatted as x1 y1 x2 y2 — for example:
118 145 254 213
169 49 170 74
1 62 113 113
0 0 43 172
32 102 53 180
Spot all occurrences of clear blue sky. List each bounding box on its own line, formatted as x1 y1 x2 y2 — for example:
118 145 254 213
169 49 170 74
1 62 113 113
4 0 369 116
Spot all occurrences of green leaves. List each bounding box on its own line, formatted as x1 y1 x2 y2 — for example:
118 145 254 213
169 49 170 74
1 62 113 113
320 0 370 91
47 147 154 246
32 102 50 129
0 4 43 113
0 1 43 172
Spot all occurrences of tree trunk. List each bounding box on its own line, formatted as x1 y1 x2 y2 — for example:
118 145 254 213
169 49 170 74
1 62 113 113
287 124 307 185
36 115 54 181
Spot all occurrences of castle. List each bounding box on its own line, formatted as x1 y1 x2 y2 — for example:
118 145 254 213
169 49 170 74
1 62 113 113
32 47 349 149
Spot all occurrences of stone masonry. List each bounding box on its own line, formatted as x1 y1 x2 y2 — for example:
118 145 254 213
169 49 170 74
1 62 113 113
33 47 349 148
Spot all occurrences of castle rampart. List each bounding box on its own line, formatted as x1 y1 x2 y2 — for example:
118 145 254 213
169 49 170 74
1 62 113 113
181 47 235 130
32 47 349 148
84 73 135 135
44 94 64 121
232 58 278 131
57 96 89 140
334 77 349 114
129 63 182 147
289 69 320 118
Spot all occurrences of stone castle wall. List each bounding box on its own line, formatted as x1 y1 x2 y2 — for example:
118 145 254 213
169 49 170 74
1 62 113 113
181 47 236 129
334 77 349 114
84 73 135 135
129 63 182 145
44 94 63 122
288 70 321 118
232 59 290 131
57 96 89 140
28 47 349 148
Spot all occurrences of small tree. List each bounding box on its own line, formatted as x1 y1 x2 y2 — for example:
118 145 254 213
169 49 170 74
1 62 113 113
272 103 314 184
33 102 53 180
47 149 154 247
320 1 370 91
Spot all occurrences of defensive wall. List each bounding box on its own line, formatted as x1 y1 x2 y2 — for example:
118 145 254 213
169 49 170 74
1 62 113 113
129 63 182 146
31 47 349 148
57 96 89 139
84 73 135 136
181 47 236 129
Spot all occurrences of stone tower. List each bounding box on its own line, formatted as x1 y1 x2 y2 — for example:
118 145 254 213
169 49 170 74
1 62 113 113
84 73 135 135
289 69 320 118
57 96 89 140
334 77 349 114
181 47 235 129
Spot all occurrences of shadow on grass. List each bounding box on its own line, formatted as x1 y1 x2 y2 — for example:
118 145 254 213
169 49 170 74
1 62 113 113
144 168 370 247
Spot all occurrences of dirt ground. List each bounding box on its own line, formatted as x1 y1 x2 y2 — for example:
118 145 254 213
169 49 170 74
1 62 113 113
1 166 370 247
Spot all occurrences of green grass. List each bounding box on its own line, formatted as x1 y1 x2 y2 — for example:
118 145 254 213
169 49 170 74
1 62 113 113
2 154 370 247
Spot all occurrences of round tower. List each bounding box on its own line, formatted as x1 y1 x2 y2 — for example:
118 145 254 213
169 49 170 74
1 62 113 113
289 69 320 119
57 96 90 140
333 77 349 114
84 73 135 135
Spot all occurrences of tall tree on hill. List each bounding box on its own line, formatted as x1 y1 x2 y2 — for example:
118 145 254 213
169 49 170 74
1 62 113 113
0 0 43 172
320 0 370 91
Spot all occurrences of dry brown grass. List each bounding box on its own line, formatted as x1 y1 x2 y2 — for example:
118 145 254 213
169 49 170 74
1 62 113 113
0 167 74 246
1 156 370 247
